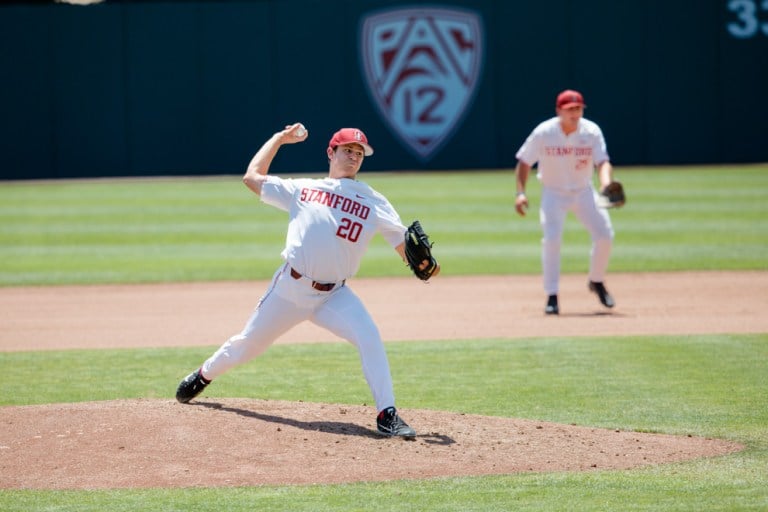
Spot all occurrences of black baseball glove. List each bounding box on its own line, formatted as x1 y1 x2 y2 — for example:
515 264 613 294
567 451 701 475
404 220 439 281
598 181 626 208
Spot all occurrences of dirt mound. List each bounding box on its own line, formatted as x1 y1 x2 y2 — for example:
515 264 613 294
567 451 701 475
0 271 761 489
0 398 743 489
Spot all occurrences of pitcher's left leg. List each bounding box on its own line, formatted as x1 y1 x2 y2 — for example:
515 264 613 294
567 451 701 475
312 286 395 412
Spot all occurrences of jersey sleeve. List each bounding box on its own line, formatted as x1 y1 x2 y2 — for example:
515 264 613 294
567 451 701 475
515 127 542 165
373 194 407 248
260 175 298 212
592 125 610 165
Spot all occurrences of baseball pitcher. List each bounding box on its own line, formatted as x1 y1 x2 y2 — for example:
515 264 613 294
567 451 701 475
175 124 439 438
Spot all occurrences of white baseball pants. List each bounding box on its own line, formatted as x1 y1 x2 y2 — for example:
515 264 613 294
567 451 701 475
200 263 395 412
539 187 614 295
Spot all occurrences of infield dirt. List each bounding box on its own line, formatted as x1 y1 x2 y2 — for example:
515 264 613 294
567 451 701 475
1 271 764 489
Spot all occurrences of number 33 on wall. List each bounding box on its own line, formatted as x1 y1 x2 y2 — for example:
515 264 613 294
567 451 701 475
727 0 768 38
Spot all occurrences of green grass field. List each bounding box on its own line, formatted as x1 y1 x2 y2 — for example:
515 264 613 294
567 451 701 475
1 166 767 511
1 165 766 286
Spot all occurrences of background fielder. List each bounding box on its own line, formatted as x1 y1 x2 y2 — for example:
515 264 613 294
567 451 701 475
514 89 617 315
176 123 438 438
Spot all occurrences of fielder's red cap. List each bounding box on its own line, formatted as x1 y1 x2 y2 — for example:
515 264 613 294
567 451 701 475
556 89 585 109
328 128 374 156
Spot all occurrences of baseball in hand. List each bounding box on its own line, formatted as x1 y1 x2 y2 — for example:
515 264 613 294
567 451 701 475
295 124 306 137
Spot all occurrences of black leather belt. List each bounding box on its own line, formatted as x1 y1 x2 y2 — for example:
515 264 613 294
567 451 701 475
290 267 340 292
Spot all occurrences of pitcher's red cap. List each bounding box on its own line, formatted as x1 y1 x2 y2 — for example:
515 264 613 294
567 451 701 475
556 89 585 109
328 128 374 156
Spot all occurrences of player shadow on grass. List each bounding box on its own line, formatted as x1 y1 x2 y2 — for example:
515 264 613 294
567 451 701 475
194 400 455 445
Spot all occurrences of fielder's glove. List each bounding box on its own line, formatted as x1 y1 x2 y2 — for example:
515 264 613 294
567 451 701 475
598 181 626 209
404 220 439 281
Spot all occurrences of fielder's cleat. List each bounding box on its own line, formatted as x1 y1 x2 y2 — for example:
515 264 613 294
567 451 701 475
588 281 615 308
545 294 559 315
175 368 210 403
376 407 416 438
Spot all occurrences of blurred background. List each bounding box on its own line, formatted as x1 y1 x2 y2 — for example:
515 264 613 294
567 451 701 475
1 0 766 180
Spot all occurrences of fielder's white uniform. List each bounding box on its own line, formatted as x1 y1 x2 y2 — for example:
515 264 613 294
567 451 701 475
516 117 614 295
200 175 406 412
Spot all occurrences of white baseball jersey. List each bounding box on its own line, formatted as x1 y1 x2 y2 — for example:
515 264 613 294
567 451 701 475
261 176 406 283
516 117 609 191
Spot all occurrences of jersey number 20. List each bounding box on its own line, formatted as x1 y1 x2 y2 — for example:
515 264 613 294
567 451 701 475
336 217 362 243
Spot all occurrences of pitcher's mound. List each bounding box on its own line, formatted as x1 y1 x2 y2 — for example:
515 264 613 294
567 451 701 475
0 399 742 489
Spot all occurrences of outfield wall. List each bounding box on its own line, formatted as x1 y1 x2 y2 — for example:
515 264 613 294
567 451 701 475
1 0 766 179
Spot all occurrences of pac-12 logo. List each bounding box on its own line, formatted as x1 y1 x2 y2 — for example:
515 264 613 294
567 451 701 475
360 7 484 161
